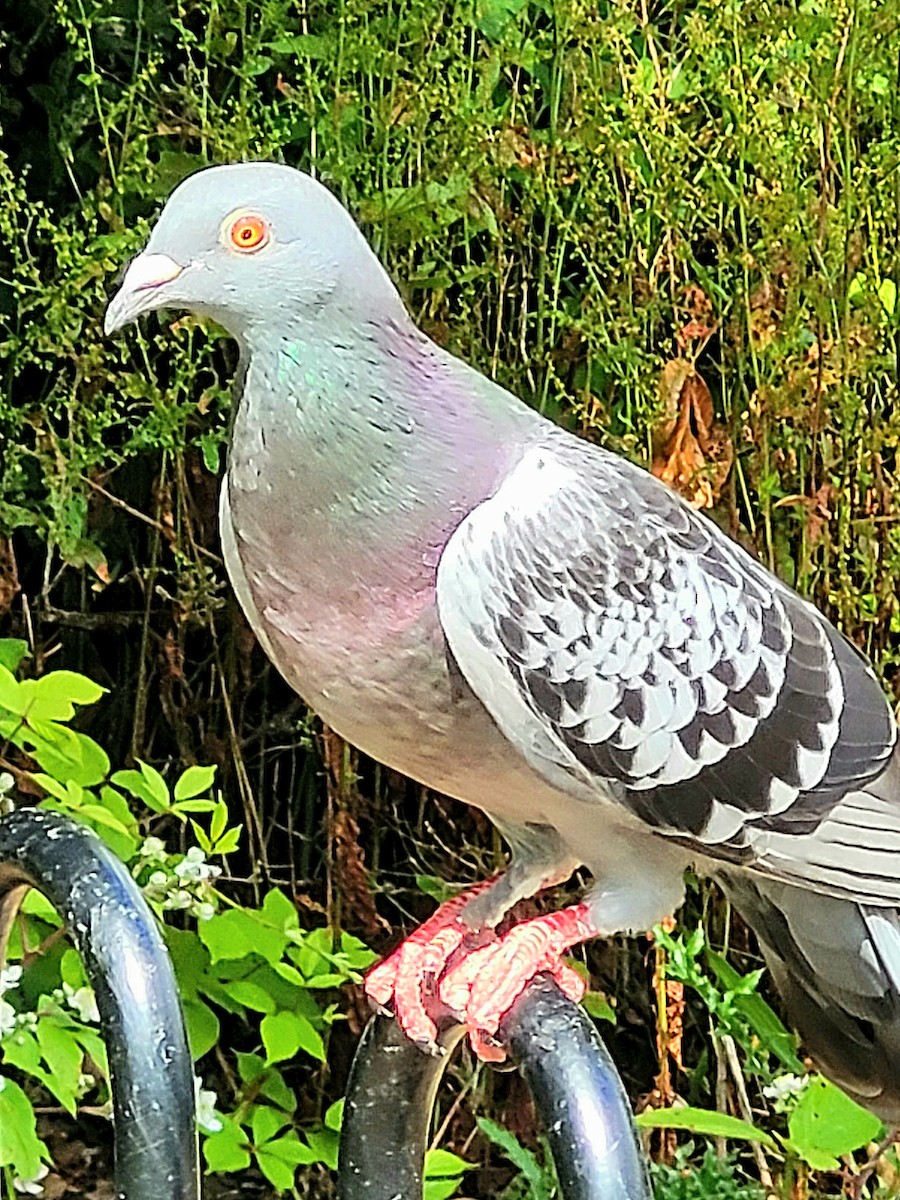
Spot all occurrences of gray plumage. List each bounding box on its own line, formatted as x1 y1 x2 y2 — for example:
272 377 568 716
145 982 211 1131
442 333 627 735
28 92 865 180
106 162 900 1118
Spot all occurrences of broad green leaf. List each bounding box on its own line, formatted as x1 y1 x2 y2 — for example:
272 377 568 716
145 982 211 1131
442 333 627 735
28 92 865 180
199 908 289 965
0 1075 46 1178
878 277 897 317
0 639 29 673
225 981 277 1014
303 1128 339 1171
111 767 168 813
261 887 300 932
425 1148 472 1177
36 1019 83 1115
256 1133 320 1190
202 1117 251 1173
261 1010 325 1063
174 764 217 802
0 664 26 714
787 1077 883 1170
34 671 104 710
251 1103 289 1146
182 997 220 1060
634 1107 776 1147
31 725 109 786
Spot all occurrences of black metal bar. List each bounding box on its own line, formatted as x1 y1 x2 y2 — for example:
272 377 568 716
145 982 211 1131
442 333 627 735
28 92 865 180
0 807 199 1200
338 973 652 1200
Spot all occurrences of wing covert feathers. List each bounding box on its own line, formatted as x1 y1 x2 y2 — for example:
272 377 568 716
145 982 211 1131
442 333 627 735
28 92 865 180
437 436 898 902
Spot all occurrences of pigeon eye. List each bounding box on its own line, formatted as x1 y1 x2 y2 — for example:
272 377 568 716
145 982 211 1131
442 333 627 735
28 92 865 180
226 213 270 253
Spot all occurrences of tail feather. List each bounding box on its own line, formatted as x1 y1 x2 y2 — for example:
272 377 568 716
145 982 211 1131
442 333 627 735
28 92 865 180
720 871 900 1121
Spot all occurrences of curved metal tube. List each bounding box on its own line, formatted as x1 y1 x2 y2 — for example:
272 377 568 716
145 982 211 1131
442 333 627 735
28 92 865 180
338 974 652 1200
0 807 199 1200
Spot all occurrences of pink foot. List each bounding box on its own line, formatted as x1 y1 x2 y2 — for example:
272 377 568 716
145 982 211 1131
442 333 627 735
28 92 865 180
364 880 496 1049
366 894 597 1061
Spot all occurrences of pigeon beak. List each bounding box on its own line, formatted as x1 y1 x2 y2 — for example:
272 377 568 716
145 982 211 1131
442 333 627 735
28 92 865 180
103 252 185 335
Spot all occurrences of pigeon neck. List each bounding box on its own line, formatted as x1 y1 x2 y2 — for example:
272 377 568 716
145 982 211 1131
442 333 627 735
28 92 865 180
229 312 527 596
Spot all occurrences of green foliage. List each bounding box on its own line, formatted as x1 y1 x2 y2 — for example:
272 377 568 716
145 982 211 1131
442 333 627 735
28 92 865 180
0 641 375 1194
650 919 887 1182
651 1148 763 1200
477 1117 558 1200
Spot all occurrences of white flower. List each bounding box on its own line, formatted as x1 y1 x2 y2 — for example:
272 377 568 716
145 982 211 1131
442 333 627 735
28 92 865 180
1 965 23 992
192 901 216 922
13 1164 48 1195
762 1073 808 1108
62 984 100 1024
139 836 167 862
147 870 169 889
174 847 220 883
194 1076 223 1133
0 999 17 1037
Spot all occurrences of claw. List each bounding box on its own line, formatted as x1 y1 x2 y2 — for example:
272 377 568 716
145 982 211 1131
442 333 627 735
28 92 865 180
366 895 598 1063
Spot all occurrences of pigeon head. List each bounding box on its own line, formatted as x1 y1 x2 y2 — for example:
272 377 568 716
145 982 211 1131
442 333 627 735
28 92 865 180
104 162 401 341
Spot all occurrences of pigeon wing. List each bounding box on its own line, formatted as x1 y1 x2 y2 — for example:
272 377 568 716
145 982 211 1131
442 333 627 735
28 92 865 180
436 434 898 902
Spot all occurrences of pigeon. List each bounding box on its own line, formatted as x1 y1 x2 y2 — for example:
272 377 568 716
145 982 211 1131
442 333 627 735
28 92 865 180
106 162 900 1118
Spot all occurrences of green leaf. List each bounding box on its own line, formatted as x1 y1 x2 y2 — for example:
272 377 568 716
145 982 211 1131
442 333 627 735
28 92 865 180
203 1116 251 1173
302 1128 339 1171
236 1054 297 1113
476 1119 548 1198
415 874 460 903
36 1018 84 1114
581 991 616 1023
225 981 277 1013
705 950 803 1071
174 764 217 802
878 277 896 317
0 640 29 673
199 908 289 965
634 1107 776 1148
251 1104 289 1146
38 671 104 708
261 1010 325 1063
31 725 109 786
787 1077 883 1170
255 1133 319 1189
324 1098 344 1132
425 1148 472 1177
182 997 221 1060
0 664 26 714
111 765 169 813
0 1075 46 1178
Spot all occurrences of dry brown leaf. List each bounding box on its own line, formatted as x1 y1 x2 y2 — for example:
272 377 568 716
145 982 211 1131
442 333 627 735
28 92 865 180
774 483 833 545
652 361 733 508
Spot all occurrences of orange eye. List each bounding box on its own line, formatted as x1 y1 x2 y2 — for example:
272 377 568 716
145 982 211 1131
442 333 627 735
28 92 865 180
227 213 269 253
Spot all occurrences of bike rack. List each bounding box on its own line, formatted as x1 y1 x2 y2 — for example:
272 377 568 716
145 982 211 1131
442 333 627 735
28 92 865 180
0 807 199 1200
0 807 653 1200
338 975 653 1200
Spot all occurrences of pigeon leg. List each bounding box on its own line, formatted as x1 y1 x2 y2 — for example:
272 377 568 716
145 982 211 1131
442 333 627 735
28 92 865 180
438 902 598 1060
364 879 499 1050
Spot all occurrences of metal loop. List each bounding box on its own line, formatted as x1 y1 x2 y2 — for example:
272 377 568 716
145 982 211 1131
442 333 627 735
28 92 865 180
338 975 652 1200
0 808 199 1200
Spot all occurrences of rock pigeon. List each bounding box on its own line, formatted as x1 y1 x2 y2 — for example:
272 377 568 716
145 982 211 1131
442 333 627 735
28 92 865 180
106 162 900 1118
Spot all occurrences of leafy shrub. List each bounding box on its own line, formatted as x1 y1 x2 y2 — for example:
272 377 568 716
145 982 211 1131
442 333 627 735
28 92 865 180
0 638 374 1195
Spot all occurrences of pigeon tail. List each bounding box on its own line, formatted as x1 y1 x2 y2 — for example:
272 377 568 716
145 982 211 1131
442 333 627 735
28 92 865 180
720 867 900 1122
